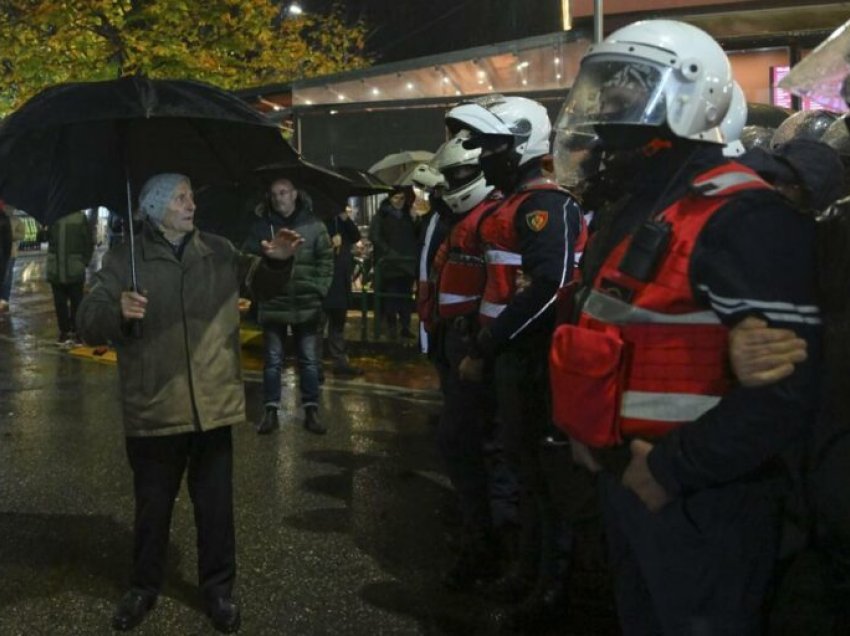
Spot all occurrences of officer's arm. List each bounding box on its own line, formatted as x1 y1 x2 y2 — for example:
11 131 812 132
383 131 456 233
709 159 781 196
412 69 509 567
647 194 821 495
478 192 580 355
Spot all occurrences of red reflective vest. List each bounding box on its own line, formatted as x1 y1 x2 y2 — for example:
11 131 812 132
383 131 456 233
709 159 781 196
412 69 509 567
477 180 587 325
416 214 442 333
435 197 501 319
550 163 771 447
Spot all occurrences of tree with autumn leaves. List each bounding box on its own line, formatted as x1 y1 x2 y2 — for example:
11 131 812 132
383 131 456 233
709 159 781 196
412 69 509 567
0 0 371 115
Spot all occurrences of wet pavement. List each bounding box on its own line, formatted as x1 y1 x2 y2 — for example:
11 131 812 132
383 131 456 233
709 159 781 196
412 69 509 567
0 252 620 636
0 251 838 635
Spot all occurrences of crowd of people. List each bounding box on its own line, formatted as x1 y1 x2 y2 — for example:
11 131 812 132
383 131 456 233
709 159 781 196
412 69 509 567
5 15 850 636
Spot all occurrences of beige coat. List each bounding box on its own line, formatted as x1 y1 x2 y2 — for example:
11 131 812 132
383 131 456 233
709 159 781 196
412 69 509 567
77 222 292 437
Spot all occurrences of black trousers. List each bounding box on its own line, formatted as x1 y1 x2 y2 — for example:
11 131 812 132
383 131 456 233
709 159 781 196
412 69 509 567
125 426 235 601
51 282 84 335
319 307 351 367
601 473 781 635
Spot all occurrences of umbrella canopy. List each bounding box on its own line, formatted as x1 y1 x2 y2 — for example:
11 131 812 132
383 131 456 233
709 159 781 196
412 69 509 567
0 75 298 225
334 166 393 195
193 159 390 243
368 150 434 185
254 159 358 210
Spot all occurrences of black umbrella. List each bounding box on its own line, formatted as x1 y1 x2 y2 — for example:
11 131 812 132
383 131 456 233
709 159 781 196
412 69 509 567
334 166 393 196
193 159 387 243
0 75 299 290
254 159 359 210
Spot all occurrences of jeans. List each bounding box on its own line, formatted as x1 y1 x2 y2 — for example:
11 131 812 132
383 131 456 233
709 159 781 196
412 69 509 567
262 320 320 410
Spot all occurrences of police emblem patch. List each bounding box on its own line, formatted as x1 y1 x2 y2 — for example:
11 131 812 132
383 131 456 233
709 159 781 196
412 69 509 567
526 210 548 231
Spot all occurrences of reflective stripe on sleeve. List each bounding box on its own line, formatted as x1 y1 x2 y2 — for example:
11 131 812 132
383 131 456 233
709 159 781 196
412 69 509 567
621 391 721 422
583 289 721 325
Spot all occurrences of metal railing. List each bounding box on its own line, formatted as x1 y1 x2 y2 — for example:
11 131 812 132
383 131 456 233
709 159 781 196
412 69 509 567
351 255 416 341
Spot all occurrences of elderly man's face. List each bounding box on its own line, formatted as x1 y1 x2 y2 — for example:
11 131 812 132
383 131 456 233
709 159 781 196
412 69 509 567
270 179 297 216
161 180 196 235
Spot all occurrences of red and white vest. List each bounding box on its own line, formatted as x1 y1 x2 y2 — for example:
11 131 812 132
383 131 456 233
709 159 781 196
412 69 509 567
477 180 587 325
435 197 501 319
549 163 771 447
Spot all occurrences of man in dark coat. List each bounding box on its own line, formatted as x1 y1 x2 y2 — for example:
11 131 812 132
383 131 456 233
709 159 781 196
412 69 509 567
320 204 363 376
77 173 303 634
368 187 419 339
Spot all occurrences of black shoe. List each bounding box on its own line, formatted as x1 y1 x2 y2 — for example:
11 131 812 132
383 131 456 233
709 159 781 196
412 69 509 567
442 539 501 591
256 407 279 434
304 406 326 435
206 597 241 634
485 572 535 603
111 590 156 631
490 581 569 634
332 364 363 377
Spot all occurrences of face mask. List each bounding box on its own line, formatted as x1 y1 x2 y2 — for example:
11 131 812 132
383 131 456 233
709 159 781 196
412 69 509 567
479 151 518 192
595 124 668 151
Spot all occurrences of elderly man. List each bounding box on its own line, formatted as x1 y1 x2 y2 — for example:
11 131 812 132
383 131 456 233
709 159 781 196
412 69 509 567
242 177 333 435
77 173 303 634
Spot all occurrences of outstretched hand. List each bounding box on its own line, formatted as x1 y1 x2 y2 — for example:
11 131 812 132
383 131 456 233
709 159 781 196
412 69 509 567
729 316 807 387
261 228 304 260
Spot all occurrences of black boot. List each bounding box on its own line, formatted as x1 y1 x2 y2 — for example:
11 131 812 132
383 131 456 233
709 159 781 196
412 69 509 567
442 534 501 591
256 406 279 434
111 590 156 631
206 597 241 634
304 406 326 435
490 572 570 634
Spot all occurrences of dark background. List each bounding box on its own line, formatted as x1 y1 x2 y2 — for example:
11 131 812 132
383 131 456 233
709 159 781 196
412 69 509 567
294 0 562 63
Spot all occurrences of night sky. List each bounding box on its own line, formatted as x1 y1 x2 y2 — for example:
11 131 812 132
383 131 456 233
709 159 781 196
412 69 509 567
296 0 562 64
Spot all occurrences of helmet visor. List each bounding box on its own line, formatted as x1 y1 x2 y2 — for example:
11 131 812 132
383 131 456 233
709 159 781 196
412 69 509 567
552 130 601 189
557 58 673 131
443 163 482 191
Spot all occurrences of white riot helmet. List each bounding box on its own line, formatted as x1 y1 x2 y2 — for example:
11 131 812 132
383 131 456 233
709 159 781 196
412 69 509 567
409 163 447 190
446 95 551 166
721 83 747 157
557 19 734 145
431 131 494 214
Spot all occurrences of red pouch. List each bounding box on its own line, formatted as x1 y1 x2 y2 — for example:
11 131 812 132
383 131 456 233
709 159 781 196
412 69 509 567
549 323 627 447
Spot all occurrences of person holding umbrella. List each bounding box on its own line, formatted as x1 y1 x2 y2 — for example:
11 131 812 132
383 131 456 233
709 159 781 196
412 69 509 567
77 173 304 634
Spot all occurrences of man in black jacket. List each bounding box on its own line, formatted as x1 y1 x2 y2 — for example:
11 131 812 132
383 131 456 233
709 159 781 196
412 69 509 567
319 204 362 376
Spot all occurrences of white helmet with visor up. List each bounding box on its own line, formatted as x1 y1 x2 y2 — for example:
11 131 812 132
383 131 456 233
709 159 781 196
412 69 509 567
721 82 747 157
445 95 551 166
557 19 734 144
431 131 494 214
409 163 447 190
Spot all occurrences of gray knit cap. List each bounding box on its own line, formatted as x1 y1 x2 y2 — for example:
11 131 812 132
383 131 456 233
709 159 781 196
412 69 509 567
138 173 190 223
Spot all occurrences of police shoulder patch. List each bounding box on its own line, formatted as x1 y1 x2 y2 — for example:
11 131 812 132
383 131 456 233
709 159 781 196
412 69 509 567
526 210 549 232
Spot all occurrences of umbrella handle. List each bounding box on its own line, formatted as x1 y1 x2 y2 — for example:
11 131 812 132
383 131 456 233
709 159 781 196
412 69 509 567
127 317 143 339
124 177 144 338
